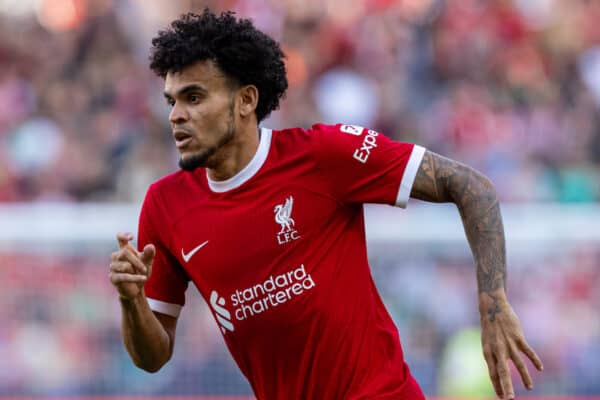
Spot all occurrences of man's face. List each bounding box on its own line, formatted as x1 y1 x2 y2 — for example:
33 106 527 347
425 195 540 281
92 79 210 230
163 60 238 171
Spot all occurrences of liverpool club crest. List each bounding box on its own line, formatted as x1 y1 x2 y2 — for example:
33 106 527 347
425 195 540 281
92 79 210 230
274 196 301 245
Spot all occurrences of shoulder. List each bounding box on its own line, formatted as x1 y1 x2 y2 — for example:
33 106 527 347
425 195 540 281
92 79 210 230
147 170 188 199
274 123 345 137
270 123 388 166
269 123 345 151
144 169 207 213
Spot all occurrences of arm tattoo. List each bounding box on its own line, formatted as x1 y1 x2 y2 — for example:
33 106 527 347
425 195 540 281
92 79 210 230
411 151 507 294
486 293 501 322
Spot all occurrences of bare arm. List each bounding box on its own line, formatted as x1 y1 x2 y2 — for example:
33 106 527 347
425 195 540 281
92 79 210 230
119 295 176 372
410 150 543 399
410 150 506 294
110 233 177 372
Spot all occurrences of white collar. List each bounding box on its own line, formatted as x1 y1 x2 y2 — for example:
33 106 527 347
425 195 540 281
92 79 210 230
206 127 272 193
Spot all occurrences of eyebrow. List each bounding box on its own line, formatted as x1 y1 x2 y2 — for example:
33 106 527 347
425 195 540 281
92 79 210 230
163 84 207 99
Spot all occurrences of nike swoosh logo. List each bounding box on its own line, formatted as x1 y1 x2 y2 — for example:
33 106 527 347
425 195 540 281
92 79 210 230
181 240 209 262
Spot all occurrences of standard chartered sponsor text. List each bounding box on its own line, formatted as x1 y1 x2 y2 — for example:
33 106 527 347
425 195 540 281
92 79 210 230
231 264 315 320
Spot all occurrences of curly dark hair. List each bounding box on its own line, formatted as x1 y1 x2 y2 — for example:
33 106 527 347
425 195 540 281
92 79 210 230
149 9 288 122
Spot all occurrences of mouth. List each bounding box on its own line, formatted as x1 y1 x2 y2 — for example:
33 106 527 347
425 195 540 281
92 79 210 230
173 130 193 149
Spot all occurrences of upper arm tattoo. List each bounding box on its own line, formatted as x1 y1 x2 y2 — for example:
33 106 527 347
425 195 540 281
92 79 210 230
411 150 472 203
410 150 506 294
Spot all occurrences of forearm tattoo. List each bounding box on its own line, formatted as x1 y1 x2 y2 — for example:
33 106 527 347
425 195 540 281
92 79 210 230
411 151 507 294
486 293 501 322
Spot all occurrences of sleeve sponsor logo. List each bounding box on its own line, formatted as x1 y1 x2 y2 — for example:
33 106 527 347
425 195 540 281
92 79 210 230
353 129 379 164
340 124 364 136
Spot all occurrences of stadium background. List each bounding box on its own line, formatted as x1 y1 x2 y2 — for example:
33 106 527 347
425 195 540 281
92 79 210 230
0 0 599 398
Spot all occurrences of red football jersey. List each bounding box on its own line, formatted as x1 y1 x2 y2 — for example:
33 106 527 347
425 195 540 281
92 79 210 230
138 123 426 399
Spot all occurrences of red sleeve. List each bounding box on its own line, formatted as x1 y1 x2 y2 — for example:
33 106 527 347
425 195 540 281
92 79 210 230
311 123 426 207
138 184 189 317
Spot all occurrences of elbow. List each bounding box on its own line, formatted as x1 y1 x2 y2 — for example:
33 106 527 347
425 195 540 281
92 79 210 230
134 357 169 373
124 330 174 373
476 172 498 199
139 363 164 374
131 351 172 373
450 168 498 207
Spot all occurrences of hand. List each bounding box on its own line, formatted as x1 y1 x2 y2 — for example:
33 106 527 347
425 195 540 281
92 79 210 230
479 289 543 400
109 232 155 301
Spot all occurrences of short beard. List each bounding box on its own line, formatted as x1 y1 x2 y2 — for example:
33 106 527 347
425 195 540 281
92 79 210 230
179 100 236 172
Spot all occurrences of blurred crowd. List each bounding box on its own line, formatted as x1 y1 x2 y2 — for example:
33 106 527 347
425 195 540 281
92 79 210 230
1 244 599 396
1 0 600 397
0 0 599 203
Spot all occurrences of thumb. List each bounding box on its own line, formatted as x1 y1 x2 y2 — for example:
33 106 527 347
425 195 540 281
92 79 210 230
140 244 156 267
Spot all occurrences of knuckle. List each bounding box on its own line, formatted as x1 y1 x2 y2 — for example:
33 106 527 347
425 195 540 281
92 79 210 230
494 344 507 357
496 364 509 375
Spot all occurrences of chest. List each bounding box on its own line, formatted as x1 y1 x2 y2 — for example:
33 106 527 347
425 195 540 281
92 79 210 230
170 182 340 294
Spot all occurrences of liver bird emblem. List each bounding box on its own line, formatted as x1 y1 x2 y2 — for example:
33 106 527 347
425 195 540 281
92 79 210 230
274 196 295 233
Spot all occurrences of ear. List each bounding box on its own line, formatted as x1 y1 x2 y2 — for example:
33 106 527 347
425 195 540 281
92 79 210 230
238 85 259 118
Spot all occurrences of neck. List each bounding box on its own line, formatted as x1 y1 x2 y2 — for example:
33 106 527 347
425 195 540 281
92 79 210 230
207 123 260 181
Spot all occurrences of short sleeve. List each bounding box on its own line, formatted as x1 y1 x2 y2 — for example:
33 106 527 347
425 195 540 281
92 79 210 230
311 123 425 207
138 185 189 317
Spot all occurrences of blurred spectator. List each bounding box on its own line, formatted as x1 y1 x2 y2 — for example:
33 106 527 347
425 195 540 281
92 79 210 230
1 0 599 397
0 0 597 203
1 243 598 395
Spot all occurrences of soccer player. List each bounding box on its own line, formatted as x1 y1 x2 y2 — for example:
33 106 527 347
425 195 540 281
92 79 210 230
109 9 543 400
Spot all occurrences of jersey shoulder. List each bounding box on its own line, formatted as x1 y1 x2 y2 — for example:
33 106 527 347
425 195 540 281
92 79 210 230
269 123 347 154
272 123 345 138
147 170 193 199
144 169 208 221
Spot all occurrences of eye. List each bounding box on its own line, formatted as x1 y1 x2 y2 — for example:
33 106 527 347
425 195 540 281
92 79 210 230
189 94 202 104
166 98 175 107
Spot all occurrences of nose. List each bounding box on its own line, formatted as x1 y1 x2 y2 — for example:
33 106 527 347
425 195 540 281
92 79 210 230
169 101 190 124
